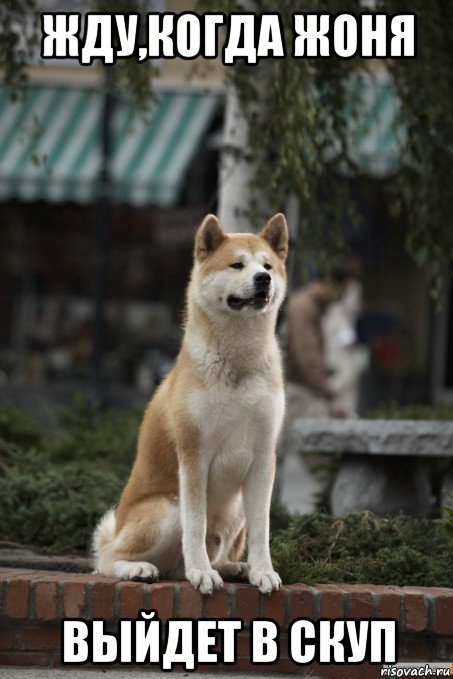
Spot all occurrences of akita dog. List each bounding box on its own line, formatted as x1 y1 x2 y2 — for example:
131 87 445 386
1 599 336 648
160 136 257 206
93 213 288 595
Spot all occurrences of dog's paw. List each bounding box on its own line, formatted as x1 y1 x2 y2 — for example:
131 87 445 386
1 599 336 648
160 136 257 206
113 560 159 582
248 567 282 594
186 568 223 595
217 561 249 580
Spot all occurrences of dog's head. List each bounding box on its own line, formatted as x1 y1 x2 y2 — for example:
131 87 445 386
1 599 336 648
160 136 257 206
191 213 288 317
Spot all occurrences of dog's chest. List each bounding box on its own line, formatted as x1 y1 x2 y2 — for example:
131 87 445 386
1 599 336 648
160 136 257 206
188 376 283 499
189 374 277 440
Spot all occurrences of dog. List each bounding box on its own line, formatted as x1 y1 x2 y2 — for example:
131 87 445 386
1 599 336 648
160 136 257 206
93 212 288 595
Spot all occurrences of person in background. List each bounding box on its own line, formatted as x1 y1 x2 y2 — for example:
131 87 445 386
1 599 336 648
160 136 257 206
274 269 354 508
323 278 368 417
285 269 353 423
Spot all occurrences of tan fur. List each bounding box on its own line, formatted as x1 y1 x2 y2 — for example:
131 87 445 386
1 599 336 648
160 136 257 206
93 213 289 594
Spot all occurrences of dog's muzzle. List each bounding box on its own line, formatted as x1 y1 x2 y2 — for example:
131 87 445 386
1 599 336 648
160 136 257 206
227 273 272 310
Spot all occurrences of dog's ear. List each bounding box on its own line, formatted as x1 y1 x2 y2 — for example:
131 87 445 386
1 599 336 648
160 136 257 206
259 213 289 260
195 214 226 261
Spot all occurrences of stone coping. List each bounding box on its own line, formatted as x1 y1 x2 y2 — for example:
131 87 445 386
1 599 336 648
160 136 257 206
292 419 453 456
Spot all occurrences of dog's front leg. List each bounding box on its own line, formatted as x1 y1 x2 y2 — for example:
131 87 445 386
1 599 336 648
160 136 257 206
243 448 282 594
179 461 223 595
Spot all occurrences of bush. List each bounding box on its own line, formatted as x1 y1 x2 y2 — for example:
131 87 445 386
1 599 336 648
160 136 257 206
0 399 140 552
270 511 453 587
367 400 453 421
49 396 139 464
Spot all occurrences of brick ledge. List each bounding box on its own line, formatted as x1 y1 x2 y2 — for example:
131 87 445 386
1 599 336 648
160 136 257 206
0 568 452 676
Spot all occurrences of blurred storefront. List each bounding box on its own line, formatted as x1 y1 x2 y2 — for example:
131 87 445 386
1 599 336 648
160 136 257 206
0 5 450 407
329 71 435 407
0 0 225 395
0 82 222 391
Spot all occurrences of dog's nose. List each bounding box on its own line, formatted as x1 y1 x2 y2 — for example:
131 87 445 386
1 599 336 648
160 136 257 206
254 272 271 288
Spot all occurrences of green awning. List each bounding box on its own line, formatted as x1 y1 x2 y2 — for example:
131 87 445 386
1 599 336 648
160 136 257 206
0 85 220 206
345 72 403 177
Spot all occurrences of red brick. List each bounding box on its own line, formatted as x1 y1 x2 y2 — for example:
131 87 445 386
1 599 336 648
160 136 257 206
17 627 61 651
234 583 259 625
149 582 175 622
234 633 251 658
62 581 88 618
91 578 119 619
341 586 373 618
205 586 231 618
34 581 57 621
361 585 402 620
436 637 453 660
0 628 14 649
0 651 49 667
287 584 316 621
5 577 32 619
435 594 453 635
399 637 430 660
318 585 345 618
179 582 202 618
261 587 286 627
119 581 145 618
404 592 428 632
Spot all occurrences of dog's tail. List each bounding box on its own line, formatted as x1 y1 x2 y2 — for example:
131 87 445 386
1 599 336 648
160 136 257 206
91 508 116 574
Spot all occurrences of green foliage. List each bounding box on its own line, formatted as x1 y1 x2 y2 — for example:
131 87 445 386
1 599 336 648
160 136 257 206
199 1 453 292
49 396 139 464
270 499 293 532
0 400 140 552
368 400 453 421
309 454 342 514
0 401 43 449
444 507 453 540
384 1 453 299
271 511 453 587
95 0 158 112
0 1 156 112
200 0 363 275
0 0 39 91
0 441 125 552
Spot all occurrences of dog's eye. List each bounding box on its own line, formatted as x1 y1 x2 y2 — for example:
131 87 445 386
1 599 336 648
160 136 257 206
264 263 272 271
230 262 244 270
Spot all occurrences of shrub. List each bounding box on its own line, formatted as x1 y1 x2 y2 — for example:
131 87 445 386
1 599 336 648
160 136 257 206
0 399 140 552
367 400 453 421
270 511 453 587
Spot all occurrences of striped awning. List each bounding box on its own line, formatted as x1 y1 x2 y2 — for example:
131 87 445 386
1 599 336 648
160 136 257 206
345 72 403 177
0 85 220 206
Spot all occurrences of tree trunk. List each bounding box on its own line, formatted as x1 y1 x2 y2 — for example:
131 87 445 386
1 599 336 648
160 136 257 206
217 84 255 233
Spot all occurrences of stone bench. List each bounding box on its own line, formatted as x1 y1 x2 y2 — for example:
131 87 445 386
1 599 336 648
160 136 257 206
291 419 453 517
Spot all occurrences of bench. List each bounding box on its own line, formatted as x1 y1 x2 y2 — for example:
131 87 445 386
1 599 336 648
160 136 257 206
290 419 453 517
